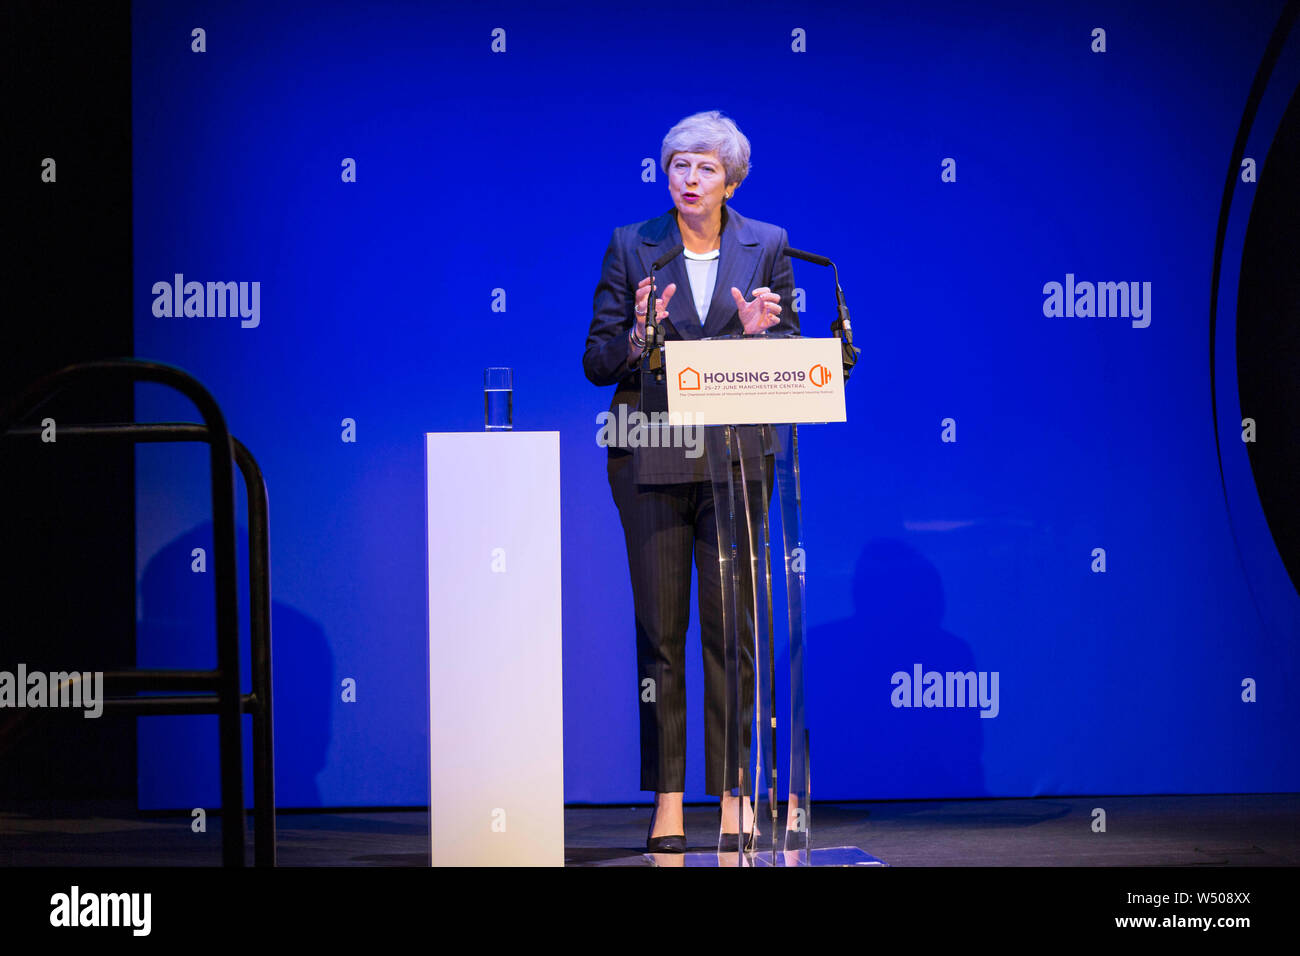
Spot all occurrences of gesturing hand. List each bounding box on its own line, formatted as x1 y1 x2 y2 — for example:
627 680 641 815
731 286 782 334
635 276 677 341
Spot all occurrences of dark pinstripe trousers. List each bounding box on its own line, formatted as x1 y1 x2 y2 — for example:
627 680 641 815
607 450 763 796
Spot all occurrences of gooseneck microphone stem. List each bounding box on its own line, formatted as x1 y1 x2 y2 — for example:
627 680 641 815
783 246 861 381
644 244 684 382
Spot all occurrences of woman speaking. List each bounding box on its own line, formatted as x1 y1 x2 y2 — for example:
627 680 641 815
583 110 799 852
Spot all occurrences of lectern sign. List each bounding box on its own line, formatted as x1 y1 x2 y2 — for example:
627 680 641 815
663 337 847 425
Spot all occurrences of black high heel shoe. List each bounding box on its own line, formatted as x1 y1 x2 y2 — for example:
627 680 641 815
716 832 755 853
646 804 686 853
717 805 758 853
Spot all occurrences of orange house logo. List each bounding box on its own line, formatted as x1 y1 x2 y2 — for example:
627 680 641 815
809 363 833 388
678 367 701 391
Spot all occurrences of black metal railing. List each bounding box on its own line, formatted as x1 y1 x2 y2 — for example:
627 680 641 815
0 359 275 866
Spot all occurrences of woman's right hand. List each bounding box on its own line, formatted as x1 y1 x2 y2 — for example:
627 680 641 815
634 276 676 341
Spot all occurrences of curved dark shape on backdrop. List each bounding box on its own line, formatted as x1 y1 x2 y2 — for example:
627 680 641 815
1238 78 1300 594
1209 1 1300 596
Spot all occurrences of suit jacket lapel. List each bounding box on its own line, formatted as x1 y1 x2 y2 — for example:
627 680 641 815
637 205 761 340
636 208 702 339
702 207 761 338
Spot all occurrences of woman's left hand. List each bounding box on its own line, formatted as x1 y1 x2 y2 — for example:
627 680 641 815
730 286 782 334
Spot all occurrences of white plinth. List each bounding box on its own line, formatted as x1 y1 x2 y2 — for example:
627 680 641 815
425 431 563 866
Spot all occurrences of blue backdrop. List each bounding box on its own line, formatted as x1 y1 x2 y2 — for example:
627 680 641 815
131 0 1300 808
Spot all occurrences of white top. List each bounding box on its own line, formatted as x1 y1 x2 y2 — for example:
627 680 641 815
682 247 720 324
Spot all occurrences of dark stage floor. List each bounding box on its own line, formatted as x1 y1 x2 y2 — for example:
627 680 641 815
1 793 1296 866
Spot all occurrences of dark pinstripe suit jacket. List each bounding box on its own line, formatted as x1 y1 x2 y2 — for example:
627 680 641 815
583 204 800 483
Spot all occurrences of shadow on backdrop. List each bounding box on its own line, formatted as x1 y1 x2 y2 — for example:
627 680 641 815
136 520 332 810
810 538 988 800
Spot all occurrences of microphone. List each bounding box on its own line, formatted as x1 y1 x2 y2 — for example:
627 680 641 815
644 244 683 379
652 245 684 271
783 246 860 381
784 246 831 268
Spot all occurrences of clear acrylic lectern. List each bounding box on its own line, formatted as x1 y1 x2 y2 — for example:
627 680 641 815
639 331 882 867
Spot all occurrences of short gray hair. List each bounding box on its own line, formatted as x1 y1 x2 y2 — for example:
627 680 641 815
660 110 751 186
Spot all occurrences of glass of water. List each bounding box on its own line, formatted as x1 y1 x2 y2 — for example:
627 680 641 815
484 367 513 431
